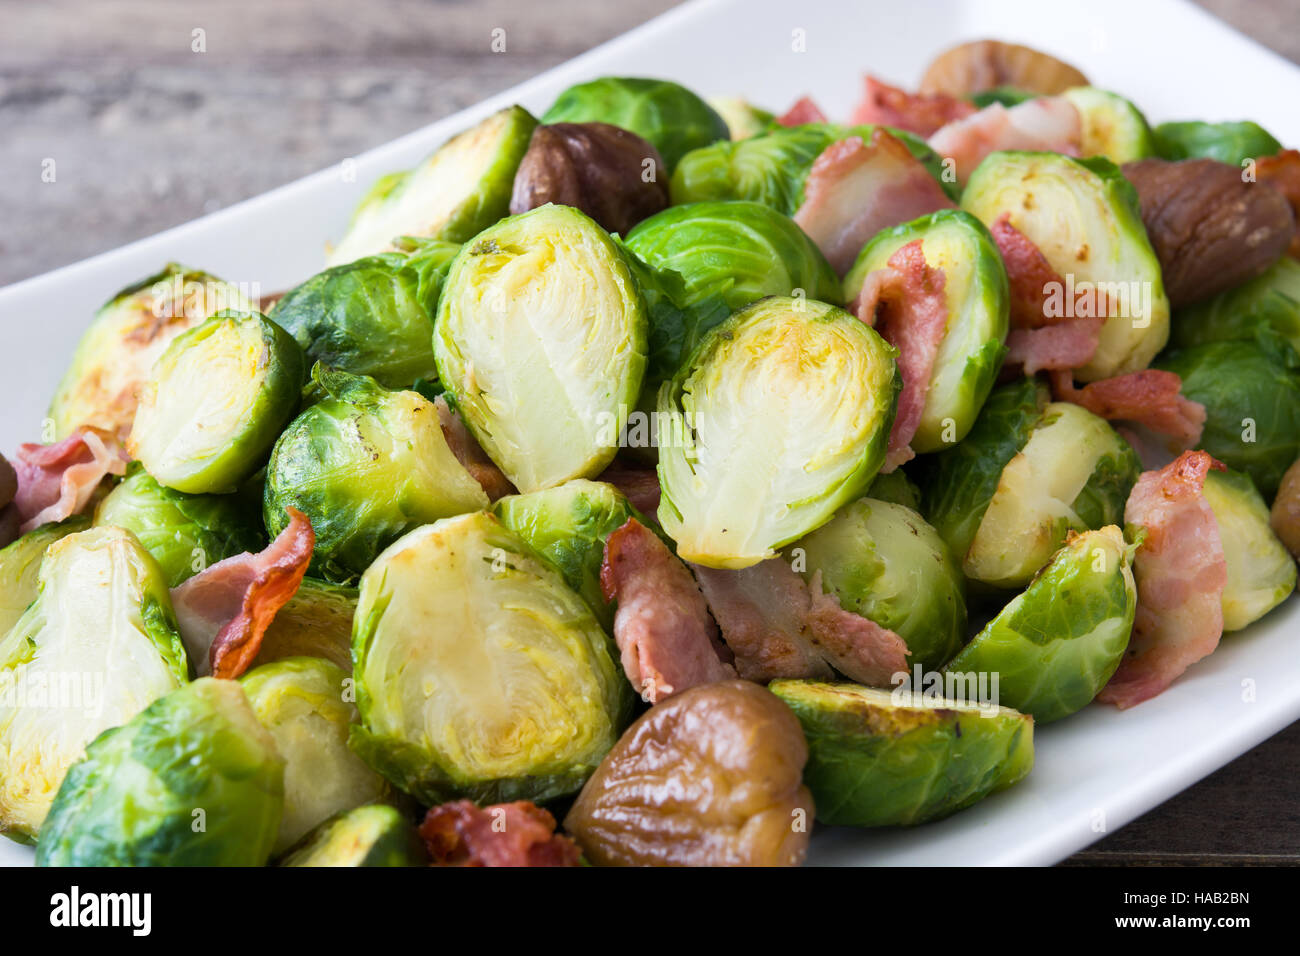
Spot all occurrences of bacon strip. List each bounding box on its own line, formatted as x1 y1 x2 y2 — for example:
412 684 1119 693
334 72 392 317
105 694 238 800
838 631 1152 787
693 559 909 687
597 457 661 516
1098 451 1227 709
420 800 581 867
776 96 828 127
927 96 1081 186
434 396 515 502
1256 149 1300 258
1050 369 1206 446
8 428 128 534
849 75 975 137
1004 321 1103 375
171 507 315 679
852 240 949 471
794 129 954 275
600 518 735 702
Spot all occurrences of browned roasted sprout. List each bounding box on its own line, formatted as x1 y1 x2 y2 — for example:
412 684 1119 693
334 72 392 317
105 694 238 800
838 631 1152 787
1122 158 1296 306
508 122 669 235
1271 457 1300 560
563 680 813 867
920 39 1088 97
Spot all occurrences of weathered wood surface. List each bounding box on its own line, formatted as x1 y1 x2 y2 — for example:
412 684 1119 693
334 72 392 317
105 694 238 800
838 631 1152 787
1 0 1298 865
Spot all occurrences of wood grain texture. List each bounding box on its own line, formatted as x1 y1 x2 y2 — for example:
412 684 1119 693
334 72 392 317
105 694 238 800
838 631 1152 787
1 0 1298 865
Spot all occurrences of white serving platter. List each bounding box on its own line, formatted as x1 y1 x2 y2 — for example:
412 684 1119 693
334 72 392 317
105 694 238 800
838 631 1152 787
2 0 1298 866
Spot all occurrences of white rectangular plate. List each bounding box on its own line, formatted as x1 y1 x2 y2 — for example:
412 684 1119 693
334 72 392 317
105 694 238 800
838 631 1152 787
3 0 1298 866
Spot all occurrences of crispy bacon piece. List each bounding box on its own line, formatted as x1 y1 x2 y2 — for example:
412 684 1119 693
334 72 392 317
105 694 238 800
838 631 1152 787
1004 321 1103 375
849 75 976 137
1050 369 1206 446
597 457 661 516
171 507 314 679
433 396 515 501
692 559 909 687
420 800 581 867
8 428 128 534
777 96 828 127
600 518 735 702
1256 149 1300 258
1098 451 1227 709
927 96 1081 186
852 240 949 471
794 129 954 275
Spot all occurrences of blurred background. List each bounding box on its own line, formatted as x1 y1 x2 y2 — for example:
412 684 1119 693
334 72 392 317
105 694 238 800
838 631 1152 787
1 0 1298 863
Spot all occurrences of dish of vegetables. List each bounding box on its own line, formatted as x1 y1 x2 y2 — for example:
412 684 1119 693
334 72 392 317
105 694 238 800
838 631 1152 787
2 22 1300 867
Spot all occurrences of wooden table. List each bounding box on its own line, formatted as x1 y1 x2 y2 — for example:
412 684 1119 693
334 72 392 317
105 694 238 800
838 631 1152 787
2 0 1298 865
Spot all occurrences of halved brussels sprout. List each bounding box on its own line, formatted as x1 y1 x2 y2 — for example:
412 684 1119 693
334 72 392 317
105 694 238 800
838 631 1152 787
271 239 459 388
241 657 387 853
1171 257 1300 356
918 381 1141 590
36 678 283 866
787 498 966 671
1155 339 1300 499
961 151 1170 381
844 209 1009 453
625 200 841 311
128 311 305 494
327 105 538 266
669 124 840 215
1061 87 1155 164
349 512 631 805
0 526 188 840
251 578 357 673
1202 468 1297 630
944 526 1138 722
706 96 775 140
264 367 488 582
1153 120 1283 166
280 804 426 867
48 264 255 441
0 516 89 638
541 76 728 172
657 296 899 568
770 680 1034 827
93 463 265 587
492 479 636 631
433 204 649 492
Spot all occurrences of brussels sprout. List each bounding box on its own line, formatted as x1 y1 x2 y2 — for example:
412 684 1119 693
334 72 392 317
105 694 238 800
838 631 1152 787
280 804 426 867
787 498 966 671
349 512 631 805
657 296 899 568
864 468 922 511
844 209 1009 453
270 239 459 388
327 105 538 266
961 151 1171 381
252 578 357 673
770 680 1034 827
1061 87 1155 164
1202 468 1297 630
624 200 841 312
918 380 1141 590
0 516 89 638
706 96 775 140
241 657 386 853
36 678 283 866
969 86 1035 108
93 464 264 587
944 526 1138 722
541 76 728 172
264 367 488 582
492 479 636 631
1153 120 1283 166
670 124 840 215
0 527 188 840
1171 257 1300 356
128 311 305 494
433 204 649 492
1155 340 1300 499
48 264 256 441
